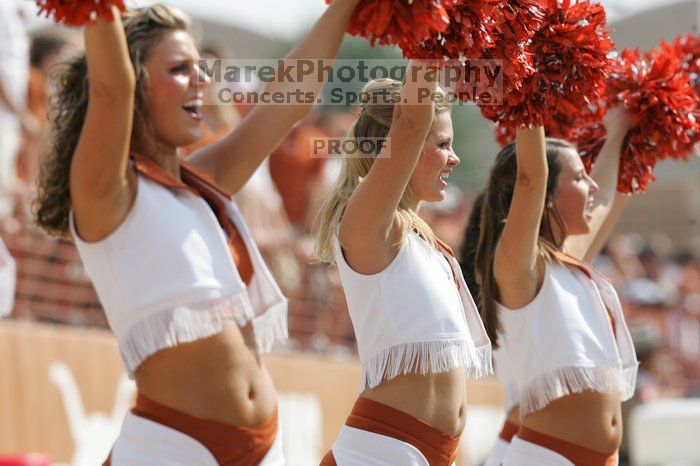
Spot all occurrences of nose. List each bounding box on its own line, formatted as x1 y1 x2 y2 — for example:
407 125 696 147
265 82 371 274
448 151 461 168
588 175 599 195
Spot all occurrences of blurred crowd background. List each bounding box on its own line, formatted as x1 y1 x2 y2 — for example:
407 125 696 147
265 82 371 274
1 0 700 464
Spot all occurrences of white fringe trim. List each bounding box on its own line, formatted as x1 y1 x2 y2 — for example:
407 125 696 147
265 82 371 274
359 338 493 392
519 364 640 418
119 293 256 377
253 301 288 353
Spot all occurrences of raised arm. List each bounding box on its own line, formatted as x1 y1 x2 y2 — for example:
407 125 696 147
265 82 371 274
187 0 361 194
339 61 438 274
494 126 547 306
564 106 631 261
70 7 136 242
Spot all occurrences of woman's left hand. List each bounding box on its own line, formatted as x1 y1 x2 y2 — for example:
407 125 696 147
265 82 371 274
603 105 632 139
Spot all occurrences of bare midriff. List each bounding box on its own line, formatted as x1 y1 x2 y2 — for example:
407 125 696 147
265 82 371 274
520 391 622 454
359 367 468 437
134 321 277 428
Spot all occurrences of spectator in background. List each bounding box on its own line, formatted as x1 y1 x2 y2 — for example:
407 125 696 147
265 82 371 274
269 111 328 233
0 0 33 219
17 29 77 187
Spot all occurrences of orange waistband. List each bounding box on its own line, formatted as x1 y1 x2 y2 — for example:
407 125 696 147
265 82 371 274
345 397 461 466
517 426 618 466
499 420 519 442
132 394 277 466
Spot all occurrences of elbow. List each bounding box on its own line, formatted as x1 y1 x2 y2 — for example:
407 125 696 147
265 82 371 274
515 169 547 191
393 107 433 134
90 67 136 100
90 79 135 102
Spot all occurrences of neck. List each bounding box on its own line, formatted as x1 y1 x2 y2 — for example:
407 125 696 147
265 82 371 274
543 210 567 251
138 142 181 179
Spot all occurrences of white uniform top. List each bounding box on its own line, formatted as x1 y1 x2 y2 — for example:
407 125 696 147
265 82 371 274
334 231 492 392
71 171 288 377
495 256 638 417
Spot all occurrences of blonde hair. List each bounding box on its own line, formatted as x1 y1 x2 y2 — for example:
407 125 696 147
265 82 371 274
314 78 451 265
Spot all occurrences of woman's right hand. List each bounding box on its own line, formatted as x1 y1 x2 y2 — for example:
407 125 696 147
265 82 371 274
602 105 632 140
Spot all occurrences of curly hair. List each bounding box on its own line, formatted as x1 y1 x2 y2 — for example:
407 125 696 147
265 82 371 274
35 4 190 237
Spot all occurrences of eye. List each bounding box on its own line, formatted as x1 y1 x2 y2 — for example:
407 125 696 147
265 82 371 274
170 63 190 74
439 140 451 149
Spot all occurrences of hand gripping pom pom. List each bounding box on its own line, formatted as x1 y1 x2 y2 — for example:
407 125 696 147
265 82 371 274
329 0 450 49
479 0 613 129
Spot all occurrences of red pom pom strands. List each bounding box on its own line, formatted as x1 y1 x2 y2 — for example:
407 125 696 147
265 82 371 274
402 0 503 60
662 34 700 96
480 0 613 129
328 0 450 49
35 0 125 26
403 0 547 101
494 102 603 147
572 46 700 194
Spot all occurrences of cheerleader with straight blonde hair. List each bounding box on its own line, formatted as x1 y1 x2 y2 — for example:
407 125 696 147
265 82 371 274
315 62 492 466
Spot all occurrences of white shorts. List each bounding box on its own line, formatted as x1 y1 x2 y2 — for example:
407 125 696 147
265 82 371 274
482 437 510 466
502 436 575 466
329 425 456 466
108 412 285 465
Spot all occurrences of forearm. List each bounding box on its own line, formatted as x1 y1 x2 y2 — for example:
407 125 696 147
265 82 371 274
516 126 548 185
85 7 135 97
584 194 631 262
264 0 359 118
589 130 625 205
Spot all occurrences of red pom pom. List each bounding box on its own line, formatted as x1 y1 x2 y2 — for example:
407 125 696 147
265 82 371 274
333 0 450 49
404 0 546 100
480 0 613 129
662 34 700 96
608 47 699 160
572 45 700 194
35 0 125 26
572 117 658 194
493 102 603 146
403 0 503 60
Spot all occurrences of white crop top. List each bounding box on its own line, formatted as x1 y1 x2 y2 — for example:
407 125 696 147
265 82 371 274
334 231 492 392
494 255 638 417
70 167 288 377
